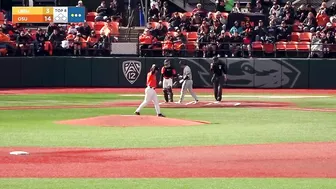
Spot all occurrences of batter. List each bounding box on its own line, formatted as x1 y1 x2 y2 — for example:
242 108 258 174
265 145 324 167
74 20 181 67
177 61 199 104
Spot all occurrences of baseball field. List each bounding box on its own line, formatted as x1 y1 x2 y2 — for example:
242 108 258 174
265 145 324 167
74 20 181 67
0 88 336 189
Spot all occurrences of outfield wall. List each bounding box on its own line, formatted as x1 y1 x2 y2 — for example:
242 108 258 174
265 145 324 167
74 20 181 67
0 57 335 89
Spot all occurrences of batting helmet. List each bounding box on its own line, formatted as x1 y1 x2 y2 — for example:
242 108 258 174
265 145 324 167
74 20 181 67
179 60 187 65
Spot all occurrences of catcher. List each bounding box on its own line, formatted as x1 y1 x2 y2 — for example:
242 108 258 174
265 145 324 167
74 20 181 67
159 59 177 103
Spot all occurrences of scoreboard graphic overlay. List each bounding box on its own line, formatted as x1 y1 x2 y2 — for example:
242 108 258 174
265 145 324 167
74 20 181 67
12 7 85 23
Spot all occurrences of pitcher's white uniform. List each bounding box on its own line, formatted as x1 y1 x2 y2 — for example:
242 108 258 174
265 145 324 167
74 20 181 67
135 65 165 117
178 64 198 103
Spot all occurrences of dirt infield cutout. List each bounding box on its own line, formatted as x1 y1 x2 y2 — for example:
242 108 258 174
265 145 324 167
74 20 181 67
1 100 336 113
1 142 335 178
57 115 210 127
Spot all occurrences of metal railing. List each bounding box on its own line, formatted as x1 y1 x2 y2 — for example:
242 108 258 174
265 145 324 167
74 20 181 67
138 41 336 58
1 40 335 58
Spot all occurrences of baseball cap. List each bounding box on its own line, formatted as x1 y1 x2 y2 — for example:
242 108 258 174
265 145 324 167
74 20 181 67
151 64 159 71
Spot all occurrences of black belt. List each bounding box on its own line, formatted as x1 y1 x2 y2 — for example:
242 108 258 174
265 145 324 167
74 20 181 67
148 86 155 89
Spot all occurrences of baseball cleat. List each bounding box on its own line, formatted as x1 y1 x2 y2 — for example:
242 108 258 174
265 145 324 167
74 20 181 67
134 112 140 115
158 114 166 117
175 101 181 104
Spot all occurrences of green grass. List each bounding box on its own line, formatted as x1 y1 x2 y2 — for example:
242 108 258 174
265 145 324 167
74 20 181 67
0 93 335 108
0 92 335 188
0 94 138 106
1 178 336 189
0 107 335 148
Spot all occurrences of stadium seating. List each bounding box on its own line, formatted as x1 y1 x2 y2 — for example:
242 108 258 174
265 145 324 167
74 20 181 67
300 32 312 42
187 32 198 41
0 12 4 24
86 12 97 22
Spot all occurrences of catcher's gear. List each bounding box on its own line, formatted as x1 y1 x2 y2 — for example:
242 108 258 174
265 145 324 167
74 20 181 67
164 59 171 67
163 88 169 102
167 86 173 102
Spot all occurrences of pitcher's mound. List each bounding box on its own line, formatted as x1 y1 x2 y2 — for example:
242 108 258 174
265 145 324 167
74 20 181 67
57 115 209 127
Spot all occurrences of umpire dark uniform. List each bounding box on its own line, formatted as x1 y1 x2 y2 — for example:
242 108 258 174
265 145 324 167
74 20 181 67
210 56 227 102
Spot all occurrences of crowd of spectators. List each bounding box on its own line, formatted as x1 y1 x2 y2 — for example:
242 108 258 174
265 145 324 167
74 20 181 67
140 0 336 58
0 0 121 56
1 0 336 57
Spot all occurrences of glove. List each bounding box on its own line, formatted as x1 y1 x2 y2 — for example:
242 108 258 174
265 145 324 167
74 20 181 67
173 81 179 87
179 79 184 84
158 81 162 86
178 75 183 79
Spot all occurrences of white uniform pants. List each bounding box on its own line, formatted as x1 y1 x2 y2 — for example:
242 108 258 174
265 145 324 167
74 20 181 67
163 78 173 89
136 86 161 114
180 80 198 102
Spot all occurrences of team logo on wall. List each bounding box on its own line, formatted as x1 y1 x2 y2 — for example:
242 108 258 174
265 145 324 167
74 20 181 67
179 58 212 87
226 59 301 88
122 60 142 84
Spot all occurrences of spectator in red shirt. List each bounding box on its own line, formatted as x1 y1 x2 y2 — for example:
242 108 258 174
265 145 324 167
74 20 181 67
192 4 207 18
316 10 330 30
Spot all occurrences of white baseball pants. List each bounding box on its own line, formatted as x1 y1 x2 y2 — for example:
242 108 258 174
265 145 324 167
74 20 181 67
179 80 198 102
163 78 173 89
136 86 161 114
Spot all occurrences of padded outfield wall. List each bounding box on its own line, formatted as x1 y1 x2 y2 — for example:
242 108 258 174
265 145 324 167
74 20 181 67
0 57 335 89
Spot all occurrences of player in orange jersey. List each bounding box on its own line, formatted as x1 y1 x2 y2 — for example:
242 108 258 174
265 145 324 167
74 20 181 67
135 64 165 117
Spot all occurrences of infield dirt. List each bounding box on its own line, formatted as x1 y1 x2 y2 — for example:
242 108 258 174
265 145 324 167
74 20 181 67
1 142 336 178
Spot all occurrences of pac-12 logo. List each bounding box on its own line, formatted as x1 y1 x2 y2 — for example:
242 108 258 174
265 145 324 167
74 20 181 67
122 60 142 84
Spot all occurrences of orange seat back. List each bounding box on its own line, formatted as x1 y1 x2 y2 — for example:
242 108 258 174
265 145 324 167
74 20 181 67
183 12 193 18
286 42 298 50
300 32 312 42
187 32 198 41
291 32 300 41
94 22 105 30
110 21 119 36
276 42 286 50
263 43 274 53
297 42 311 51
252 41 262 49
0 12 4 24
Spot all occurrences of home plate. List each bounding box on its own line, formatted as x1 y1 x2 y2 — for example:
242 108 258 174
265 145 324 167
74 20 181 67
234 103 241 106
10 151 29 155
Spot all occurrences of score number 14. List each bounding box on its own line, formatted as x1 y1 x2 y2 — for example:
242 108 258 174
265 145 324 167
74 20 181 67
44 16 52 22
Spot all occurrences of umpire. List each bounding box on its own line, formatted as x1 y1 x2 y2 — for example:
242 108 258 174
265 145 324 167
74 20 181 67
210 56 227 102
